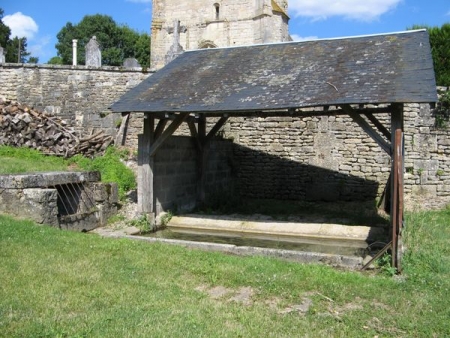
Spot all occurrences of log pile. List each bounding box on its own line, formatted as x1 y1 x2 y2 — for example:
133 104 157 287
0 100 114 157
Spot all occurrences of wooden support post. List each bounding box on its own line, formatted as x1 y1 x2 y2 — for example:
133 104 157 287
390 103 404 272
188 120 202 151
138 113 155 214
197 115 207 204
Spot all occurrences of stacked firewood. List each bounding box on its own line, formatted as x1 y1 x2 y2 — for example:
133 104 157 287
0 100 114 157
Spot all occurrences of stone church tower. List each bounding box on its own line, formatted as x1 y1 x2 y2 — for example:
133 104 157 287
151 0 290 69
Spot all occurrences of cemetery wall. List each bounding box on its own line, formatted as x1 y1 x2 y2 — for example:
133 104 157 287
0 63 152 136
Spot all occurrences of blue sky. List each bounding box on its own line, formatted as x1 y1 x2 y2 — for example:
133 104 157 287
1 0 450 63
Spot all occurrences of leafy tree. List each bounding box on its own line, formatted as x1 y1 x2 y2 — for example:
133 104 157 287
5 37 30 63
410 24 450 86
0 8 11 48
47 56 64 65
28 56 38 63
1 8 32 63
55 14 150 66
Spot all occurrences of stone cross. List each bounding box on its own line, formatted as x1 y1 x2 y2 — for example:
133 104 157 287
165 20 186 65
0 45 5 64
85 36 102 67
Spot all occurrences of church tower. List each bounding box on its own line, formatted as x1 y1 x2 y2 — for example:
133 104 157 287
151 0 290 70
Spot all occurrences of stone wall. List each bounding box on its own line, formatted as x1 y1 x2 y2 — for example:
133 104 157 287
154 136 235 214
219 103 450 210
0 171 119 230
0 63 449 210
0 63 152 136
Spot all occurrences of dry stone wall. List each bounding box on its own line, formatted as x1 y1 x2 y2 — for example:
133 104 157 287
0 63 152 136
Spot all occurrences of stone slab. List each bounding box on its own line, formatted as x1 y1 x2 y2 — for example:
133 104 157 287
0 171 101 189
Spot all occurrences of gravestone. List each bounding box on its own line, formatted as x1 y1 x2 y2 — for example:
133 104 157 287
0 45 5 64
123 58 141 69
85 36 102 67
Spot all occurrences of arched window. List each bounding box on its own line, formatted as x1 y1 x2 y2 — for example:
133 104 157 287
214 3 220 20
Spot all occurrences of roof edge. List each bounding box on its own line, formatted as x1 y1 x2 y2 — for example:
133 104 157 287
184 29 429 53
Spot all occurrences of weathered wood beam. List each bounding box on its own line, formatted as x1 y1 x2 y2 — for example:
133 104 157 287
149 113 189 157
204 116 229 145
188 120 202 151
390 104 404 271
154 119 168 140
114 112 130 146
137 113 154 214
364 112 391 140
341 105 391 155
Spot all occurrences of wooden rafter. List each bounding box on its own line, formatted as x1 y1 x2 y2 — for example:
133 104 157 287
341 105 391 155
149 113 189 157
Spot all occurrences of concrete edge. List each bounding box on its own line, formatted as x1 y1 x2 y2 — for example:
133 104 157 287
93 230 363 269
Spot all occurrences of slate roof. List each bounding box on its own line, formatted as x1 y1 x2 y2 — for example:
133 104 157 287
110 30 437 114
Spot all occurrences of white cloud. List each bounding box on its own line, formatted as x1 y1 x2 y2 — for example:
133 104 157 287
290 34 318 41
3 12 38 40
289 0 402 21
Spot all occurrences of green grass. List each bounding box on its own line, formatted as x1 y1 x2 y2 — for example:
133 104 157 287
0 146 136 200
0 146 70 173
1 209 449 337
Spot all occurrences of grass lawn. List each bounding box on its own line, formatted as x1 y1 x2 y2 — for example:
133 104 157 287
1 209 450 337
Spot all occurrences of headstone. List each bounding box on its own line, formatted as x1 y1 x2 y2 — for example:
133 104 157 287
85 36 102 67
165 20 186 65
0 45 5 64
123 58 141 69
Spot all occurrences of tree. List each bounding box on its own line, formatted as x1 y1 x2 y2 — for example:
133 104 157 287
5 37 30 63
55 14 150 66
28 56 39 64
1 8 32 63
410 24 450 86
0 8 11 48
47 56 64 65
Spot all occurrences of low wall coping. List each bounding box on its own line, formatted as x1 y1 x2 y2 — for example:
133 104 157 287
0 171 101 189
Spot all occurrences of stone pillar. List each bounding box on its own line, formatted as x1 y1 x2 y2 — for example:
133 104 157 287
72 39 78 66
85 36 102 67
0 45 4 63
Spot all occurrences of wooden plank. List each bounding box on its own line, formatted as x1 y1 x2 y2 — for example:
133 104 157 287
137 113 154 214
149 113 189 157
114 113 130 146
342 105 391 155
